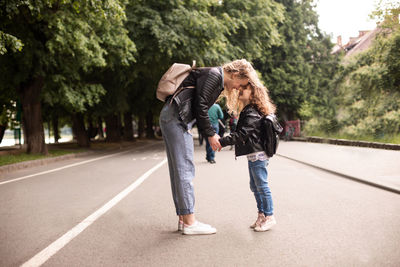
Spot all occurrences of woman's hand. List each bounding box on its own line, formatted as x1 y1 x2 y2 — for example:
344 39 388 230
208 134 222 151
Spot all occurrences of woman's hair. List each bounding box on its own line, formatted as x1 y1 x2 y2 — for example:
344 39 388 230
221 59 276 116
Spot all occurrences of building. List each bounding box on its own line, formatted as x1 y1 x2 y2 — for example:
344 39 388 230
331 28 380 58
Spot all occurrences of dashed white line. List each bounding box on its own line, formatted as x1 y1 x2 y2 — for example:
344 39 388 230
21 158 167 267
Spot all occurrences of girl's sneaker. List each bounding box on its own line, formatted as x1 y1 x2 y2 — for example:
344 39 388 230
250 213 265 229
182 221 217 235
178 220 184 232
254 216 276 232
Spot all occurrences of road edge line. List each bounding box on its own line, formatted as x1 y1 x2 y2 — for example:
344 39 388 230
0 142 158 186
276 154 400 195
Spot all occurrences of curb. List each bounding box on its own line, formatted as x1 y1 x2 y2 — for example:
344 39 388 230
0 151 94 176
291 136 400 151
276 153 400 195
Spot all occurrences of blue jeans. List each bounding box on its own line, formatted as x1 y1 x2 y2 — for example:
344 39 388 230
248 159 273 216
205 123 219 161
159 103 195 215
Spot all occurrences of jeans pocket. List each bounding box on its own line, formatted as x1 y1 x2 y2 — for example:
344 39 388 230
160 104 175 124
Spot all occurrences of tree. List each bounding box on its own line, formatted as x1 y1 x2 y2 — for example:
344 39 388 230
124 0 284 135
0 0 135 152
253 0 338 122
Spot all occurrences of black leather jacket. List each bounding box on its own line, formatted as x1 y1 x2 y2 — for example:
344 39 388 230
171 67 223 137
219 104 265 157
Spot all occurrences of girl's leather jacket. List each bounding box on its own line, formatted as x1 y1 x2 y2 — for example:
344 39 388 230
219 104 265 157
170 67 223 137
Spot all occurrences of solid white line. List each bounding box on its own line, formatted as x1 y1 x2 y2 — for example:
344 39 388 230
21 158 167 267
0 143 157 186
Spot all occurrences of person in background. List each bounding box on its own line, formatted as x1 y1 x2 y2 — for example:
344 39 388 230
205 103 224 164
228 113 238 150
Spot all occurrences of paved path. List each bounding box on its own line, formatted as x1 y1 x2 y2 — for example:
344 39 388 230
0 140 399 266
277 141 400 192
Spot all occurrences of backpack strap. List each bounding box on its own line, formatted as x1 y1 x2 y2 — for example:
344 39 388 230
169 85 195 106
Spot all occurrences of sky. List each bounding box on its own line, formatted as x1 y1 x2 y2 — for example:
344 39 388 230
315 0 379 45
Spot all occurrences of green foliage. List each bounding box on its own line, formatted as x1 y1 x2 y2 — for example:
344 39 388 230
0 0 136 113
0 149 86 166
254 0 339 121
124 0 284 116
217 0 284 60
0 31 23 55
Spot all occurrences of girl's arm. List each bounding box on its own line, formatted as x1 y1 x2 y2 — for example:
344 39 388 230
219 112 259 147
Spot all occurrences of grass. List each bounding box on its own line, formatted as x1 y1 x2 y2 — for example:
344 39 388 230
0 140 140 167
0 149 86 167
304 131 400 144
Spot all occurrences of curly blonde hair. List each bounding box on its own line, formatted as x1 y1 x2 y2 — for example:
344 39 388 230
220 59 276 116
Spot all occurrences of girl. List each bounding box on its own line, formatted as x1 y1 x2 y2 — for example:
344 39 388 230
219 75 277 232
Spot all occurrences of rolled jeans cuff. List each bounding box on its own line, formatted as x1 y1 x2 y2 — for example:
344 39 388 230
177 208 194 216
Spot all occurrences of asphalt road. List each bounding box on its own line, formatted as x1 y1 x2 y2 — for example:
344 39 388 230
0 140 399 266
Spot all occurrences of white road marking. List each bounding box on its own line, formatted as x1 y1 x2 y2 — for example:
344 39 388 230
21 158 167 267
0 143 159 186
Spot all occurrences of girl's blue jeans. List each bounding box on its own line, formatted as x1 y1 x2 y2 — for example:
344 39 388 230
248 159 274 216
159 102 195 215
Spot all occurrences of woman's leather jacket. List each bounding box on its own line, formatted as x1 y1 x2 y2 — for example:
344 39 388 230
170 67 223 137
219 104 265 157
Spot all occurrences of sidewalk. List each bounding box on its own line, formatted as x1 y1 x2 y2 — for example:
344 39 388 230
277 141 400 194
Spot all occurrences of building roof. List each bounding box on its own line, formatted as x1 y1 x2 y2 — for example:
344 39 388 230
345 28 380 58
331 28 379 57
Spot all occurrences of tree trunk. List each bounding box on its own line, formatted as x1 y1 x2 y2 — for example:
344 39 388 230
52 115 60 143
18 76 48 154
87 115 98 139
138 114 145 139
105 114 121 142
0 125 5 144
72 113 90 147
146 110 155 139
123 112 134 141
47 121 51 141
97 117 104 139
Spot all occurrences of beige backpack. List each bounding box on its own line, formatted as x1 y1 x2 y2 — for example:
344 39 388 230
156 61 196 102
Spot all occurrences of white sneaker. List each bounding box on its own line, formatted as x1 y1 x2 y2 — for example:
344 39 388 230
182 221 217 235
254 216 276 232
178 221 184 232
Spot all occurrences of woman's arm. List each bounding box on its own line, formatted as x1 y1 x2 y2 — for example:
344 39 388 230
194 68 222 137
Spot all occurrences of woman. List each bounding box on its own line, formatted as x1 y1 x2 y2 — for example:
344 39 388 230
159 59 253 235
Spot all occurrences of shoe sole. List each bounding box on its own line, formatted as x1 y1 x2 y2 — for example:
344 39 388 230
254 222 276 232
182 230 217 235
